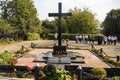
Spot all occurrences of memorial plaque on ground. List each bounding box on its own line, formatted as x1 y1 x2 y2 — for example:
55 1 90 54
47 56 71 64
34 51 85 63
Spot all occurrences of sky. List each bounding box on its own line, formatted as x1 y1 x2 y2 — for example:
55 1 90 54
33 0 120 22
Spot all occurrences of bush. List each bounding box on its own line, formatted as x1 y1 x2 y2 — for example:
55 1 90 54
115 62 120 67
0 38 14 44
27 33 40 40
92 49 120 67
0 51 13 64
91 67 107 78
16 71 26 78
42 65 71 80
48 33 76 40
113 76 120 80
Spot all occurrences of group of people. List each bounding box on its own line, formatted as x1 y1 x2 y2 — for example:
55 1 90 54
102 35 117 45
75 34 118 45
75 35 95 44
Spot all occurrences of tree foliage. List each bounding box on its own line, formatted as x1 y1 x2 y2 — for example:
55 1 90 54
102 9 120 39
0 0 42 39
42 8 98 34
66 8 98 34
42 19 57 33
0 19 14 34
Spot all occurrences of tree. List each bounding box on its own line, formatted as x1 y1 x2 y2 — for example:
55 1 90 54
0 19 14 35
42 19 57 33
102 9 120 39
0 0 42 40
54 18 68 33
0 0 10 20
66 8 98 34
42 18 68 33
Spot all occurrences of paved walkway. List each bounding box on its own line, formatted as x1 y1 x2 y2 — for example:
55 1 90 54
16 49 111 68
0 40 120 57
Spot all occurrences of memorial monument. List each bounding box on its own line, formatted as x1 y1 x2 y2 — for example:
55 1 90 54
34 2 85 64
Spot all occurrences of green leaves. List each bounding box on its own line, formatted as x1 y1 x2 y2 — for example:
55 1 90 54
0 19 14 34
42 7 98 34
0 51 13 64
91 67 107 78
102 9 120 39
66 8 98 34
43 67 71 80
0 0 42 40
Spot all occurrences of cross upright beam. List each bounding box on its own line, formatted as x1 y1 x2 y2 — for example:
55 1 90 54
48 3 71 46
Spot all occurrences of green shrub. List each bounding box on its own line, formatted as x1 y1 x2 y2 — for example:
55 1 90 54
103 56 110 62
16 71 27 78
16 48 31 54
62 33 75 40
91 67 107 78
42 65 71 80
0 51 13 64
113 76 120 80
48 33 76 40
92 49 120 67
115 62 120 67
47 34 54 40
27 33 40 40
43 69 71 80
0 38 14 44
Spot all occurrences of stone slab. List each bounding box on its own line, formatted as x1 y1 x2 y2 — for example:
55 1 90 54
16 49 111 68
47 57 71 64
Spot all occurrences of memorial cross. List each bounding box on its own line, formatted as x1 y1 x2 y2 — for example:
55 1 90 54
49 3 71 46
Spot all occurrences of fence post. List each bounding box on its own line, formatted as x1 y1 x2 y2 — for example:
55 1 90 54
100 48 103 53
77 65 82 80
116 55 120 62
91 44 94 49
34 63 40 80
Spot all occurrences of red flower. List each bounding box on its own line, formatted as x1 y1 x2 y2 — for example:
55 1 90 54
27 65 34 70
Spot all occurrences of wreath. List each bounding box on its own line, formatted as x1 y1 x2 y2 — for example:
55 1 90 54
43 64 56 76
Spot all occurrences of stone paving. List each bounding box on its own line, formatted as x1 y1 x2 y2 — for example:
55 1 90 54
16 49 111 68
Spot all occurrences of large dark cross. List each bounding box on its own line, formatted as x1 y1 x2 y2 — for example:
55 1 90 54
49 3 71 46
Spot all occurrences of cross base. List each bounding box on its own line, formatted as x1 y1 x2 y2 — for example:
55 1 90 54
53 46 67 55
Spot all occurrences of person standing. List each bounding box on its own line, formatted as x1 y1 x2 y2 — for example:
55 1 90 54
113 35 117 45
107 35 111 45
103 35 107 45
78 35 82 43
54 33 58 45
97 35 103 45
91 35 95 44
85 35 88 44
75 35 79 43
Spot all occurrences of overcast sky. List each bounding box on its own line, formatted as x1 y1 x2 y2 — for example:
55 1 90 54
33 0 120 22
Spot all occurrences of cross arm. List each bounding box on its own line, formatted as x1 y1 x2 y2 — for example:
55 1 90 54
48 13 59 17
62 13 72 16
48 13 72 17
